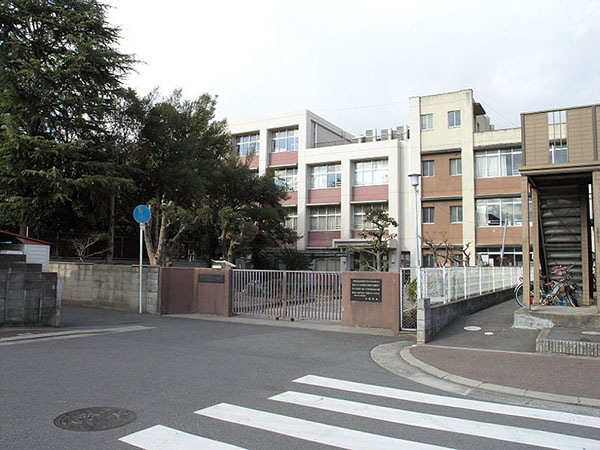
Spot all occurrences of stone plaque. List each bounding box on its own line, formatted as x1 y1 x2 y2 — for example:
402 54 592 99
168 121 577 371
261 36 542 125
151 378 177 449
198 274 225 284
351 278 382 302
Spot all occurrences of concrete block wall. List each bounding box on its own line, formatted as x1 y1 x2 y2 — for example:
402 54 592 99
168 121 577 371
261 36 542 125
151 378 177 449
49 262 159 314
0 254 59 326
417 288 513 343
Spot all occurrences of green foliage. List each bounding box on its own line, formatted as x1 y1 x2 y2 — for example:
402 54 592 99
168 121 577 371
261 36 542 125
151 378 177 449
136 90 232 266
277 248 310 271
0 0 135 234
217 205 257 263
205 159 296 267
408 278 417 302
355 207 399 272
138 90 230 206
0 0 134 139
0 2 297 265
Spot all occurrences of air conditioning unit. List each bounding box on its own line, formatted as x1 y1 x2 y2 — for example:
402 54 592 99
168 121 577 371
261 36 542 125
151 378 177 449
396 125 409 140
365 129 376 142
381 128 391 140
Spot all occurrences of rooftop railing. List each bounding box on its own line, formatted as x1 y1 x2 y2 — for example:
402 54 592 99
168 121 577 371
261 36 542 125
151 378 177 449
314 140 354 148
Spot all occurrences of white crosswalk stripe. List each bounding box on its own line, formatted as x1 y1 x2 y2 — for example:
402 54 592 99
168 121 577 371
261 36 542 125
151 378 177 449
293 374 600 429
119 425 247 450
118 374 600 450
196 403 452 450
270 391 599 450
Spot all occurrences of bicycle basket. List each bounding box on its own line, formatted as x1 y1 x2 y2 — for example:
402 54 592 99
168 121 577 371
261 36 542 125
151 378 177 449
551 265 568 276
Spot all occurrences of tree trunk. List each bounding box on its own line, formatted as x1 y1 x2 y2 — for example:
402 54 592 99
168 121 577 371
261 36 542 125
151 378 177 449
144 199 162 266
143 229 157 266
144 205 181 267
107 193 115 263
143 209 159 266
155 212 168 266
227 240 238 263
219 229 228 260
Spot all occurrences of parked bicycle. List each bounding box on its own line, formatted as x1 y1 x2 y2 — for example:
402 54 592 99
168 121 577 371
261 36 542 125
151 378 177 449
514 265 578 307
514 275 546 307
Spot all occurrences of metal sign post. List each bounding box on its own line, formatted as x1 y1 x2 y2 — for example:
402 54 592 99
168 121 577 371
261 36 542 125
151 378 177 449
138 223 145 314
133 205 151 314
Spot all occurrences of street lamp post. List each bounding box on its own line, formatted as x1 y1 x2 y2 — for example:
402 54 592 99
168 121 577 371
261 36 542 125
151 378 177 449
500 212 508 265
409 173 421 267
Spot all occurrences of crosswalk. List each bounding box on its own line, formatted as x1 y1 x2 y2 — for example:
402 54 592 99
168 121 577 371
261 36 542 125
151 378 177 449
119 375 600 450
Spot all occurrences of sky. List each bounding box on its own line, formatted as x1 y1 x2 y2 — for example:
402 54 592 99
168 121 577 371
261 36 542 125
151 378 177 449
104 0 600 136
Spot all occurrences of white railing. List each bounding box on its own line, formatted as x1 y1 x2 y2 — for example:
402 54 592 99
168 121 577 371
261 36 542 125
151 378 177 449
418 266 522 305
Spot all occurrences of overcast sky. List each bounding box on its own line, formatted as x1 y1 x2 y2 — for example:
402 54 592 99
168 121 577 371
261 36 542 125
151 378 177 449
104 0 600 135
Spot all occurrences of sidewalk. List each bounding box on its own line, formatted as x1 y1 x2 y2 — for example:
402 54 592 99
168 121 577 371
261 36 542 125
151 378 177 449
400 300 600 407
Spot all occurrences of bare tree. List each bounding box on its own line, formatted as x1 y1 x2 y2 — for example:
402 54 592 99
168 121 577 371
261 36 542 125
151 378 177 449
421 232 471 267
71 233 109 263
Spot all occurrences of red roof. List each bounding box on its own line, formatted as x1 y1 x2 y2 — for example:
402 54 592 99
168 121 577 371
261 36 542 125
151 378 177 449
0 230 51 246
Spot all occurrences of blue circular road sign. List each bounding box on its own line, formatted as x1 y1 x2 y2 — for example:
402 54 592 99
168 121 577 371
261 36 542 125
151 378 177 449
133 205 151 224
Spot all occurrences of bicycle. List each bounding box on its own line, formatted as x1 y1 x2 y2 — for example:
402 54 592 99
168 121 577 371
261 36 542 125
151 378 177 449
514 276 547 307
540 265 578 307
514 265 578 307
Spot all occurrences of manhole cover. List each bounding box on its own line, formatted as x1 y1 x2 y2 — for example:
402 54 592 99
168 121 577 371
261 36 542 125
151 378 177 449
54 407 136 431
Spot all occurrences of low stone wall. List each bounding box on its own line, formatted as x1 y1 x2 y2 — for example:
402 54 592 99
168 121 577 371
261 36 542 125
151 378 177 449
49 262 159 314
417 288 513 343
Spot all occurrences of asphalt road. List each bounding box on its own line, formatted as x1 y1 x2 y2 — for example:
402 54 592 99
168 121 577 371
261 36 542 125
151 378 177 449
1 307 599 450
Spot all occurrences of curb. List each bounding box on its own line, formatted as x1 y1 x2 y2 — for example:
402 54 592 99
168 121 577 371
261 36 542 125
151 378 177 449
399 346 600 408
536 328 600 357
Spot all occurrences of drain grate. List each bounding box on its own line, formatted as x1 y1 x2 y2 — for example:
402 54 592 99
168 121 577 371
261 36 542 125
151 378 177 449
54 407 136 431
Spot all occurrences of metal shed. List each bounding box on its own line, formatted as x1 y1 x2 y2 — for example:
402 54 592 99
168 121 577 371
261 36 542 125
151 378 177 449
0 230 51 272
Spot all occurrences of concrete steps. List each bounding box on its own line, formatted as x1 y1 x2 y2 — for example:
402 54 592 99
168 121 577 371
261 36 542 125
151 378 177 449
536 328 600 357
514 306 600 357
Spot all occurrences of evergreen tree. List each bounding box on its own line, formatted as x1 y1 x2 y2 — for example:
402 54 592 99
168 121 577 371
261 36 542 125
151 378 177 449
137 90 232 266
211 163 296 267
0 0 134 235
103 88 149 261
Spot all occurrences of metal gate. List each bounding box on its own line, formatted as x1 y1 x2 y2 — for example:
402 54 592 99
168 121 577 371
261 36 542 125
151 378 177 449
232 270 342 321
400 268 417 330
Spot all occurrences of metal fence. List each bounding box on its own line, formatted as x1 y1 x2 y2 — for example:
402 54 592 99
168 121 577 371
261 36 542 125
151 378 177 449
232 267 520 328
418 266 522 305
232 270 342 321
400 269 418 330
